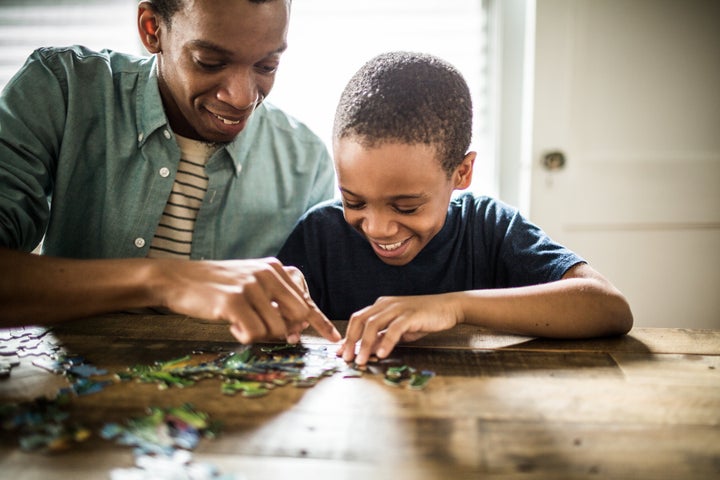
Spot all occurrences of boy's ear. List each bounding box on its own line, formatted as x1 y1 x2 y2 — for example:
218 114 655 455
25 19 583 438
138 2 162 54
453 151 476 190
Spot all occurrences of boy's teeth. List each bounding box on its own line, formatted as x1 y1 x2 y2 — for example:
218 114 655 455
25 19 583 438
379 241 403 251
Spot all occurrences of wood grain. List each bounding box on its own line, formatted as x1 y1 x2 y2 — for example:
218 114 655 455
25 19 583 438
1 314 719 479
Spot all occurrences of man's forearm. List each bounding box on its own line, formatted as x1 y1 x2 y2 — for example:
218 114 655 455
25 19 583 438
0 247 157 327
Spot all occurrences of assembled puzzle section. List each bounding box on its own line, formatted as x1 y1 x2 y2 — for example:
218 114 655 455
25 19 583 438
117 343 435 396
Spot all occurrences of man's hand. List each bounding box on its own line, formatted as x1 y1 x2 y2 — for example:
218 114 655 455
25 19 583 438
155 257 341 344
337 294 461 365
0 248 340 343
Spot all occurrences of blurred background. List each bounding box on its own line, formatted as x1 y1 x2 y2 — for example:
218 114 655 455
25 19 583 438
1 0 718 329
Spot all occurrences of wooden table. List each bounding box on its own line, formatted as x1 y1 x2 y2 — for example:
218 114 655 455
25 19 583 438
1 314 719 479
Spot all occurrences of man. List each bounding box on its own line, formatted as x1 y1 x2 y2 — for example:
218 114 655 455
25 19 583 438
0 0 341 345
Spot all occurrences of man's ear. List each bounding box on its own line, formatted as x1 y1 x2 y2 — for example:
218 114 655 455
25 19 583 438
453 151 476 190
138 2 161 54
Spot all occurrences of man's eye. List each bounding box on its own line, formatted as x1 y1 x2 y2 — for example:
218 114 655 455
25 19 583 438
195 59 224 71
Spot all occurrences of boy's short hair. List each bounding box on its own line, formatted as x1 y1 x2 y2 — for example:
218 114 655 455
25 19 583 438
333 51 473 177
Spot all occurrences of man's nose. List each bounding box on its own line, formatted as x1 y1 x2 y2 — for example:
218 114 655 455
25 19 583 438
217 70 258 110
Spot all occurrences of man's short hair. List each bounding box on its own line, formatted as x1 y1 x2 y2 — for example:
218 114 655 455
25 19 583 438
333 51 473 177
148 0 285 27
146 0 182 25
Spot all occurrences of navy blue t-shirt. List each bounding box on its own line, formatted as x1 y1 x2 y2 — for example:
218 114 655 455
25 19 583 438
278 192 584 320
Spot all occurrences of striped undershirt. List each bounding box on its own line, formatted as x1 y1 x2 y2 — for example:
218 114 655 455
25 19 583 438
147 134 219 259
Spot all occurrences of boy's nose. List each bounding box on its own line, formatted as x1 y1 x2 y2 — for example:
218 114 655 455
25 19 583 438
362 211 398 239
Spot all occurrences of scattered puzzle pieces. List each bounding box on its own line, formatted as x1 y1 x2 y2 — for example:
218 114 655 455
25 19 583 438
101 403 220 456
1 333 435 464
0 326 65 379
29 353 114 396
347 359 436 391
0 359 19 379
0 392 92 453
109 449 242 480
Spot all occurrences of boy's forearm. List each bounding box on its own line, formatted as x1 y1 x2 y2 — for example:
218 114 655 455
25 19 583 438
0 247 158 327
452 277 633 339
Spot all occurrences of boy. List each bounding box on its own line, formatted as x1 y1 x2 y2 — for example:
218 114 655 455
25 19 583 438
278 51 633 365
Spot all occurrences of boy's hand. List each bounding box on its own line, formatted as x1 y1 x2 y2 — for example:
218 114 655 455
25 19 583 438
337 294 461 365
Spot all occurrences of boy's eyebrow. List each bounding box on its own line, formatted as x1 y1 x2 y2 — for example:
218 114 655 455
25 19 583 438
187 39 288 58
387 193 428 201
341 187 428 201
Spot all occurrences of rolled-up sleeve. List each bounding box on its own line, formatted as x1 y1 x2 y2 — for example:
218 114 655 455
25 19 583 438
0 49 65 251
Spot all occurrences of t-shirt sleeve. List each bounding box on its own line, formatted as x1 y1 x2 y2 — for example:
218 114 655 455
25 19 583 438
277 219 311 273
480 198 585 287
277 201 339 309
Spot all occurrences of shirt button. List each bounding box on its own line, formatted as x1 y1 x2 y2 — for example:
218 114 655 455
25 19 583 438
159 167 170 177
134 237 146 248
163 129 171 139
137 132 144 142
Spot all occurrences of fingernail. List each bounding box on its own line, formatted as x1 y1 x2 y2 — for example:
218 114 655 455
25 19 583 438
286 333 300 344
377 347 386 357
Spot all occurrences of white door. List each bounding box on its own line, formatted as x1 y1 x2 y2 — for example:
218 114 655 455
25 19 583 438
529 0 720 328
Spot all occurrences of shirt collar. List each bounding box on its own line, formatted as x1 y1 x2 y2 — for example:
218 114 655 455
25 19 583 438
135 56 265 177
135 56 169 147
222 102 266 176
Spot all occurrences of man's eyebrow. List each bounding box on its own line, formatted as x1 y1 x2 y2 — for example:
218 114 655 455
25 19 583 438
188 39 288 57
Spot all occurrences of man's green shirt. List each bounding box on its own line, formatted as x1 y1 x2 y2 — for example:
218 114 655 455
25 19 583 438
0 46 334 259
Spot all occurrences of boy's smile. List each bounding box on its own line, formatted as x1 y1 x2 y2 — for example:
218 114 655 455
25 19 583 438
334 138 474 266
370 235 413 260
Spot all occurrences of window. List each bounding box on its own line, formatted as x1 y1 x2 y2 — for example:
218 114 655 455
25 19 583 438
272 0 494 195
0 0 140 88
0 0 494 195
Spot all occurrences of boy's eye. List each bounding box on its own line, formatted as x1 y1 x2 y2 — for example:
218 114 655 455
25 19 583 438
395 206 419 215
342 200 365 210
255 63 278 75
